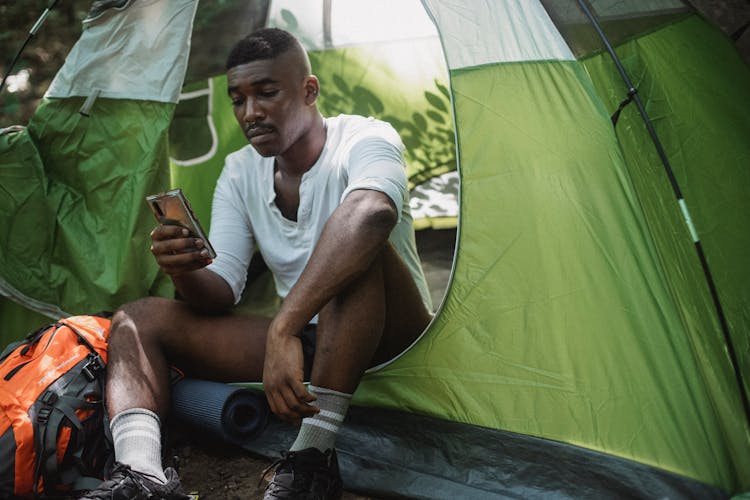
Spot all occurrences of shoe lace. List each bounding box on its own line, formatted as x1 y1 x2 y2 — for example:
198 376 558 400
82 463 165 499
258 453 286 487
258 451 314 497
81 463 133 498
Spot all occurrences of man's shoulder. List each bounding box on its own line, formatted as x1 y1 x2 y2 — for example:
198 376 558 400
330 114 396 132
328 114 401 147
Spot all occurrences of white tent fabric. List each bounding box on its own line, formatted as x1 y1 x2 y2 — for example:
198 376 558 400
422 0 574 68
46 0 197 102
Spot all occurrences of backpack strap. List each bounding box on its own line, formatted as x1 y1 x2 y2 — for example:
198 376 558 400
22 319 108 496
33 355 105 496
33 380 97 495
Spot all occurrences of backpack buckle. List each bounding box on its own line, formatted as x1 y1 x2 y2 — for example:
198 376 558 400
37 407 52 424
40 390 58 405
82 354 104 381
36 391 57 423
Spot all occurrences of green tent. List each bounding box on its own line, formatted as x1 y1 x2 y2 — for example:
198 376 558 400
1 0 748 497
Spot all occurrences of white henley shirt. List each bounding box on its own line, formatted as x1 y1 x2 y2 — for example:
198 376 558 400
206 114 433 316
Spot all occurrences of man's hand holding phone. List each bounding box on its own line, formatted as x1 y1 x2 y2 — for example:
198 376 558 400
149 223 213 276
146 189 216 276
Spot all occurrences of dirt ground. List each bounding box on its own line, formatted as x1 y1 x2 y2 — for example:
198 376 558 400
165 426 376 500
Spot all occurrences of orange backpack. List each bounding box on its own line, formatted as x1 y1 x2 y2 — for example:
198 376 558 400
0 315 113 498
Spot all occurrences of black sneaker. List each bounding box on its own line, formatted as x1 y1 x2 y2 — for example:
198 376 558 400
261 448 343 500
79 462 190 499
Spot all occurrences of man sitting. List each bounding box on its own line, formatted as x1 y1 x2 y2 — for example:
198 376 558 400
81 27 432 500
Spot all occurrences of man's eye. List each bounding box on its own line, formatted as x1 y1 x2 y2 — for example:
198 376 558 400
230 97 243 107
258 90 279 98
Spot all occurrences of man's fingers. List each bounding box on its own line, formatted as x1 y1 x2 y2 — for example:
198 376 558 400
287 395 318 419
279 388 305 419
293 381 316 401
151 238 209 260
267 381 319 422
292 386 319 418
269 389 299 423
151 224 189 241
265 391 283 420
262 331 312 422
155 250 211 275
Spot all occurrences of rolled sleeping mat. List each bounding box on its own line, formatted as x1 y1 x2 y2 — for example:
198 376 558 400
171 378 270 446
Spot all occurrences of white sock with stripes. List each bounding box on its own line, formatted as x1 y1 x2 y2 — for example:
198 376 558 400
110 408 167 484
290 385 352 452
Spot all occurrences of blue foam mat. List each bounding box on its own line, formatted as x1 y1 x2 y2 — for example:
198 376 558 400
171 378 269 447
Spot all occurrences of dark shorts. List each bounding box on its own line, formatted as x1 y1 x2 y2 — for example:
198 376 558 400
300 324 317 381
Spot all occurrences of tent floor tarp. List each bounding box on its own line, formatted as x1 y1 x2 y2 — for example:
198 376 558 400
238 406 726 499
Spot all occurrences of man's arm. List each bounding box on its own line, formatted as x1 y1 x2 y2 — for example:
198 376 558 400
150 223 236 312
278 189 396 331
262 188 397 421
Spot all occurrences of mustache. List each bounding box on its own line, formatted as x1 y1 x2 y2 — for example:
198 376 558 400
246 122 273 132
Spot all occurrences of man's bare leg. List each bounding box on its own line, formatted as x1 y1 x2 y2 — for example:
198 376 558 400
288 243 431 453
104 297 271 483
312 242 431 391
263 244 431 499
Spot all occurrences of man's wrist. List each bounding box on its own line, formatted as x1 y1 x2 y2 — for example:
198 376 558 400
268 314 305 339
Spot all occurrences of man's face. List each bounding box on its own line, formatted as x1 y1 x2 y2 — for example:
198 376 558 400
227 51 311 158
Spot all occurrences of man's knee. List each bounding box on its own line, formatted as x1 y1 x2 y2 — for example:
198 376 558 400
110 296 178 346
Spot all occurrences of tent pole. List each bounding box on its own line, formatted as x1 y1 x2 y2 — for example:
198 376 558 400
323 0 333 49
0 0 60 95
575 0 750 426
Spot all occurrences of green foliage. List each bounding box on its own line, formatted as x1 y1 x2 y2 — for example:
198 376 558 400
311 49 456 188
0 0 91 126
381 81 456 187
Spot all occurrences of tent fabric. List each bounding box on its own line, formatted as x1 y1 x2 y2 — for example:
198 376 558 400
0 0 198 322
2 0 750 496
241 406 727 499
357 56 749 490
268 0 438 50
582 14 750 405
0 98 175 315
0 298 50 346
540 0 692 58
354 2 750 492
46 0 196 103
422 0 575 66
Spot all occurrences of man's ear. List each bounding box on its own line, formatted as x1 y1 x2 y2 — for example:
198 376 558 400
304 76 320 104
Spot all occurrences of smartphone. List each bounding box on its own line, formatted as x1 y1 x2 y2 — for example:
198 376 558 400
145 188 217 259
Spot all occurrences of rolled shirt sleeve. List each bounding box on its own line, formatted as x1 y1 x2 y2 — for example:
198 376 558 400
205 161 256 303
339 126 408 222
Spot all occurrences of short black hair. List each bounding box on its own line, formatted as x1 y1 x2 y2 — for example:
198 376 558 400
225 28 298 71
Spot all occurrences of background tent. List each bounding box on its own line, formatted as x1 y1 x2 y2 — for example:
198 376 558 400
1 0 750 498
